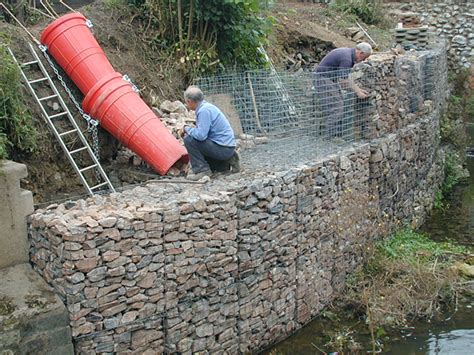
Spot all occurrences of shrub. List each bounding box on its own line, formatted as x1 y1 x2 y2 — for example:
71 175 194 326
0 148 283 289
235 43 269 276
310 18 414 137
443 151 462 193
345 228 468 328
127 0 274 79
0 38 37 160
331 0 385 25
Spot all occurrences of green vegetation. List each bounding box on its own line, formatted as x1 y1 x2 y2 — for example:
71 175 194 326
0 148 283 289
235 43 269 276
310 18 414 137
297 229 472 354
443 151 463 192
0 38 37 160
104 0 125 8
433 190 445 210
440 94 467 150
377 228 467 264
331 0 386 25
345 229 469 329
436 69 472 208
0 296 15 316
433 150 463 211
126 0 274 79
441 69 472 149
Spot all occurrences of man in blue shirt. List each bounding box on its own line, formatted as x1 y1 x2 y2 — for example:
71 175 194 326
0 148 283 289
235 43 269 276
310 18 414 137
179 86 239 179
314 42 372 139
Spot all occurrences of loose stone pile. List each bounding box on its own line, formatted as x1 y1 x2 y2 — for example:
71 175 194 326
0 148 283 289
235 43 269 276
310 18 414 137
28 45 449 354
394 27 429 49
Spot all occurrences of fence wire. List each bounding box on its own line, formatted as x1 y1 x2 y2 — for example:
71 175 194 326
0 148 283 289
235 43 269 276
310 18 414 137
195 46 447 169
57 44 447 354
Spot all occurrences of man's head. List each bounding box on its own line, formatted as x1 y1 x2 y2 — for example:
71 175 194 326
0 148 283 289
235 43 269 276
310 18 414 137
184 86 204 111
355 42 372 62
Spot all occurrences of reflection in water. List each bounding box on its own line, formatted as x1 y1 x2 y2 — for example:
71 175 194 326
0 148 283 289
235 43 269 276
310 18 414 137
421 158 474 247
428 329 474 354
384 304 474 354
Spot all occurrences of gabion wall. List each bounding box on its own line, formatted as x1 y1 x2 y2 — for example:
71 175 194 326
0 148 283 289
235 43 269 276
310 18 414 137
29 47 447 354
392 0 473 71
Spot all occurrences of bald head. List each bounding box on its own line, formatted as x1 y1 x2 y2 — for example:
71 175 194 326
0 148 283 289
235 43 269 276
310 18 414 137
184 86 204 111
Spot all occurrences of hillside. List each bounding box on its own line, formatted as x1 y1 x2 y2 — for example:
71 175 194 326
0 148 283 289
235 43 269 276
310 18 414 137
1 0 393 204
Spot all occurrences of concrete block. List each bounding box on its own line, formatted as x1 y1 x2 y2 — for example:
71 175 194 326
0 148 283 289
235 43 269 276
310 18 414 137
0 263 74 355
0 161 34 268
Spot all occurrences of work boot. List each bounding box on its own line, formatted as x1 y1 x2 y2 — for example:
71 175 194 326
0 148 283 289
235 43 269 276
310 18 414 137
229 151 240 173
187 170 212 182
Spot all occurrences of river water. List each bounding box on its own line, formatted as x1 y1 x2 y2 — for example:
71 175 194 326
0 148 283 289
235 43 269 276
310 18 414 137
264 157 474 354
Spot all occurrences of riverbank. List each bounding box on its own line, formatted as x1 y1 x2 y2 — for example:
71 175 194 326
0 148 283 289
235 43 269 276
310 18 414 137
265 158 474 355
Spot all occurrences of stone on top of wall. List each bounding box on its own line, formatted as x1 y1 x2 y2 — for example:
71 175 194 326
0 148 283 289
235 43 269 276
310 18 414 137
28 46 449 354
390 0 473 71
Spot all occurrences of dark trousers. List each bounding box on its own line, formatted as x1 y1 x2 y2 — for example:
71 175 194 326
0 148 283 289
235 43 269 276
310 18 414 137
184 136 235 173
315 76 344 138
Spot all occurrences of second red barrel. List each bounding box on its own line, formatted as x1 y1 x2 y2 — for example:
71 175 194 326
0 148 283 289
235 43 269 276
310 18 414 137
83 73 188 175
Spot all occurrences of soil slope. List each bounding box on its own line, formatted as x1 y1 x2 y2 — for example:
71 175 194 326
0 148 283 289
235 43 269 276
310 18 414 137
1 0 392 204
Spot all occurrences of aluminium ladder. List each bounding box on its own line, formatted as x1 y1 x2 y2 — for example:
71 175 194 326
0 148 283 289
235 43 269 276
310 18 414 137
8 43 115 196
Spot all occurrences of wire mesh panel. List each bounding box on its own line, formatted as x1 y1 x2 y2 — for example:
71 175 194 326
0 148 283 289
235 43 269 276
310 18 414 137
195 47 447 170
196 67 376 166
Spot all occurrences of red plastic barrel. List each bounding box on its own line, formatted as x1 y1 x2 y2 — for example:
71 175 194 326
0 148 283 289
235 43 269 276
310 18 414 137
40 13 114 95
83 74 188 175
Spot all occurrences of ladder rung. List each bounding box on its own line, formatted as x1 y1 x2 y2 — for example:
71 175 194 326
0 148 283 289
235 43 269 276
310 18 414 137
48 112 68 119
59 129 78 137
69 146 88 154
22 60 39 66
39 94 58 101
80 164 98 173
28 77 48 84
90 182 109 191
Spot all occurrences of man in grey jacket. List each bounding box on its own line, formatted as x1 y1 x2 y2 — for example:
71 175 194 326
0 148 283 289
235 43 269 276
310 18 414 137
314 42 372 139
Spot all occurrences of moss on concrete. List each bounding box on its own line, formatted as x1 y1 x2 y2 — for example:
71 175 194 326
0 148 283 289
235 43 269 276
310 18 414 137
0 295 16 316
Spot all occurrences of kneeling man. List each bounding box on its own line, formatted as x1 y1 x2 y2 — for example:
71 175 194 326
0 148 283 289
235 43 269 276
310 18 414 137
180 86 239 179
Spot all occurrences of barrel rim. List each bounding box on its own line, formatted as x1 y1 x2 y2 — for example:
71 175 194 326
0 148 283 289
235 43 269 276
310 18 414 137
82 72 124 112
40 12 87 46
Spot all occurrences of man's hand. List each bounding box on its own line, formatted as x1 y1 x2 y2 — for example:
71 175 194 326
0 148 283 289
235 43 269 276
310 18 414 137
355 89 370 99
177 126 187 138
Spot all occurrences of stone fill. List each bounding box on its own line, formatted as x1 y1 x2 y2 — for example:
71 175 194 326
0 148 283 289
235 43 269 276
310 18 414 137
28 44 448 353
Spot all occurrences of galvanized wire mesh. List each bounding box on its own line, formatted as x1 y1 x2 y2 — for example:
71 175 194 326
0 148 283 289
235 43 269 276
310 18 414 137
197 68 371 163
195 46 447 170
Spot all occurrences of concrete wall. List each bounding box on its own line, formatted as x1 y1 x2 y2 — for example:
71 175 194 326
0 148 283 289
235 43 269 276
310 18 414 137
0 264 74 355
28 46 448 354
0 160 34 268
0 162 74 354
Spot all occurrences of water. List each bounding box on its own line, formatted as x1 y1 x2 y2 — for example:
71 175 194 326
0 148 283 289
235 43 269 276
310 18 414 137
421 158 474 248
265 157 474 354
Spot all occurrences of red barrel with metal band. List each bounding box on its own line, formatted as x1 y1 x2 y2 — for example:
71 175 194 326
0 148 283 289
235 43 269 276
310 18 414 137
40 13 115 95
40 13 189 175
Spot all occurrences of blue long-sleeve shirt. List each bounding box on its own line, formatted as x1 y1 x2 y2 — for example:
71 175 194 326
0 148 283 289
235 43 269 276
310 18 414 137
185 101 236 147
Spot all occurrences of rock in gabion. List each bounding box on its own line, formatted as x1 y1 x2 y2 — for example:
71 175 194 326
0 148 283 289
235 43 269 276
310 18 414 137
391 0 473 71
29 45 449 354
